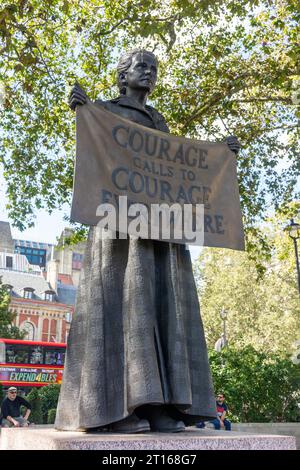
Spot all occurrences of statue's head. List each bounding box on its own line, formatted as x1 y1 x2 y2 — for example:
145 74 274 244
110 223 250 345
117 49 158 95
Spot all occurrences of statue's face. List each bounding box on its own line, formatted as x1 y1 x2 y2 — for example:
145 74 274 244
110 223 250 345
125 52 157 93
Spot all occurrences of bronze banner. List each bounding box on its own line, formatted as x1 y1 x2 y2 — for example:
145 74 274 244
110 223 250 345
71 101 244 249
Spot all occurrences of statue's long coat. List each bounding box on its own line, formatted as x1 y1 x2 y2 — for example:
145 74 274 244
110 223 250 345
55 96 216 430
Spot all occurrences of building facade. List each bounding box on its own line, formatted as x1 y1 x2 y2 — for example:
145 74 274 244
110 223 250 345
0 266 74 343
53 228 85 287
14 239 53 269
0 221 78 343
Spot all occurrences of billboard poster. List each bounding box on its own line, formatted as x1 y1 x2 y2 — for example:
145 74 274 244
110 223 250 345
0 365 63 387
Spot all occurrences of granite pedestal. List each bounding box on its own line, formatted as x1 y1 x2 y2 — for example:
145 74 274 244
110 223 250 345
0 426 296 450
232 423 300 449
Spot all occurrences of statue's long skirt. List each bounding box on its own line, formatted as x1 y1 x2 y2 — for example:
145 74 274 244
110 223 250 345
55 228 216 430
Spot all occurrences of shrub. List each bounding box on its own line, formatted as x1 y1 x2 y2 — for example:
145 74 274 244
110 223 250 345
209 346 300 422
47 408 57 424
39 384 61 423
26 388 43 424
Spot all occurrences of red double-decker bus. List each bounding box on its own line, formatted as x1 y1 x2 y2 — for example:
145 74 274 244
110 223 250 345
0 338 66 389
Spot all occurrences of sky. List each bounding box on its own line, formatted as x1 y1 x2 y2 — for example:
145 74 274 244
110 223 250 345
0 167 68 245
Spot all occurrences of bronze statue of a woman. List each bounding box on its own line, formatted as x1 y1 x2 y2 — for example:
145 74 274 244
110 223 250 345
55 49 239 433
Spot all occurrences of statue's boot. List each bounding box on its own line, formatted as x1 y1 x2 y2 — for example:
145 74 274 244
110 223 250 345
109 413 150 433
148 408 185 433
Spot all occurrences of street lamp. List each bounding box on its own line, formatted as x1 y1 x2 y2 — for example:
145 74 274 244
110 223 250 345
214 307 229 351
285 218 300 295
220 307 228 347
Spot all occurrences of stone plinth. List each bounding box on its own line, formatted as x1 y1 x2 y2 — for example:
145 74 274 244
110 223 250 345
0 426 296 450
232 423 300 449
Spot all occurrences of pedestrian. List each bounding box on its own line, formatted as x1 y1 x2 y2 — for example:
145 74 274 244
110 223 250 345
211 393 231 430
1 387 32 427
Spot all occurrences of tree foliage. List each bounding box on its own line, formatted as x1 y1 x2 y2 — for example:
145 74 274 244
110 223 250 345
0 0 299 245
209 346 300 422
0 278 25 339
194 205 300 353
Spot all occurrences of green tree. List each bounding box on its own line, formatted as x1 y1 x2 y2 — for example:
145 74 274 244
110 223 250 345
209 347 300 422
0 0 299 247
0 278 25 339
194 207 300 353
39 384 60 423
26 387 43 424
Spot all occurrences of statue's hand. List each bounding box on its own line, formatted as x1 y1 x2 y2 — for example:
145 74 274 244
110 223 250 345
69 82 88 111
225 135 241 155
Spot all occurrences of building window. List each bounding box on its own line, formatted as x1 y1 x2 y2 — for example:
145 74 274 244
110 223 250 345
44 291 55 302
72 252 84 270
66 312 72 323
6 256 13 269
23 288 34 299
3 284 13 294
15 245 47 268
22 321 35 341
42 318 49 342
